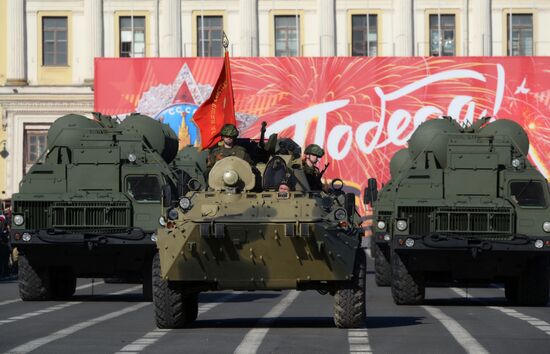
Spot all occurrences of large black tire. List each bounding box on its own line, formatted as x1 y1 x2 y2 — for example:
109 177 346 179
334 249 366 328
51 269 77 299
515 257 549 306
153 252 190 328
142 257 153 302
391 251 425 305
185 293 199 324
18 255 52 301
373 243 391 287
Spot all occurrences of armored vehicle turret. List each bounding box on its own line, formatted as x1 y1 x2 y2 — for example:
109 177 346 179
153 129 366 329
369 117 550 306
11 113 197 301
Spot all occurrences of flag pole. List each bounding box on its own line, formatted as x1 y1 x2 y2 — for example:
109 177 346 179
223 31 229 53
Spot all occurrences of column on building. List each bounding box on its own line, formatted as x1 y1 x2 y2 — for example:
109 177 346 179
318 0 335 56
85 0 104 82
394 0 413 56
239 0 258 56
470 0 492 56
6 0 27 85
160 0 182 57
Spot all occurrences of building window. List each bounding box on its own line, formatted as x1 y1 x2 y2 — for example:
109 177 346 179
274 15 299 56
429 14 456 56
119 16 146 57
351 14 378 56
24 129 48 174
507 14 533 56
197 16 223 57
42 17 68 66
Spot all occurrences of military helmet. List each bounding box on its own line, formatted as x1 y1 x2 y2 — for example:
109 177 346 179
220 124 239 138
304 144 325 157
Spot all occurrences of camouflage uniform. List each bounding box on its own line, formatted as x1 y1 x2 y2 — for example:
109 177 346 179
303 163 324 190
303 144 325 191
207 123 253 168
207 145 253 168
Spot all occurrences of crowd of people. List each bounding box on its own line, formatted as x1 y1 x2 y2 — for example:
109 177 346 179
0 206 16 279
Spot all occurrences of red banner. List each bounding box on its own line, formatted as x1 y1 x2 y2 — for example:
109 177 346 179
192 51 237 149
95 57 550 198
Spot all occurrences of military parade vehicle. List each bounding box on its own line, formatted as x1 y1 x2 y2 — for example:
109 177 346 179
10 113 203 301
368 116 550 306
153 129 367 328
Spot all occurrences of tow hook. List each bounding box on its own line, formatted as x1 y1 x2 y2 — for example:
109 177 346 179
86 237 108 251
469 241 492 258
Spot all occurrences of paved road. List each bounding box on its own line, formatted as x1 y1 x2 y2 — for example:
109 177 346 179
0 254 549 354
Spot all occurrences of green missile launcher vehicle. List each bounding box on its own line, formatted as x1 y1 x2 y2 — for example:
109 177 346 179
369 148 410 287
368 116 550 306
153 130 366 329
10 113 204 301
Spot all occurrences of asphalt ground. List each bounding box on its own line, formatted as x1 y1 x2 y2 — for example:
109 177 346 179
0 252 549 354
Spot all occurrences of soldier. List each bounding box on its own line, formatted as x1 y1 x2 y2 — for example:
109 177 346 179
302 144 327 191
278 178 292 193
207 124 253 168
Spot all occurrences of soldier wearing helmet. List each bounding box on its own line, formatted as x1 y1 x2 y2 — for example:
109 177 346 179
303 144 326 191
207 124 252 168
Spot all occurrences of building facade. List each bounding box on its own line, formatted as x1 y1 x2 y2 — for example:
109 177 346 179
0 0 548 198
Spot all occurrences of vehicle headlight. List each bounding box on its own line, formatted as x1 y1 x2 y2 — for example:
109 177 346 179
159 216 167 227
543 221 550 233
13 214 24 226
534 239 544 249
512 158 521 168
222 170 239 186
22 233 31 242
396 219 408 231
167 208 179 220
405 238 415 247
150 233 158 242
179 197 191 210
376 220 386 230
128 153 137 162
334 208 347 220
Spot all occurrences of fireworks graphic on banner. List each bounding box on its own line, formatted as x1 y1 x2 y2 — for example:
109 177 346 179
95 56 550 211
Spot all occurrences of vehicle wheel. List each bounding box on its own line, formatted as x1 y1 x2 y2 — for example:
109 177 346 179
334 249 366 328
142 257 153 302
18 254 52 301
185 293 199 324
391 251 425 305
516 257 549 306
373 244 391 287
51 268 77 299
153 252 188 328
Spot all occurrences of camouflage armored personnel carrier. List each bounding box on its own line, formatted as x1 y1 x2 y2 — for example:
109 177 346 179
153 131 366 328
368 117 550 306
10 113 204 301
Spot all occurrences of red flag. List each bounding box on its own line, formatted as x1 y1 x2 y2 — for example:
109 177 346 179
192 51 236 149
